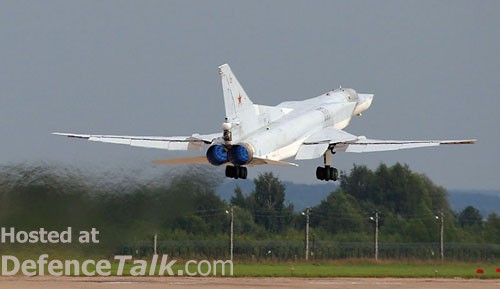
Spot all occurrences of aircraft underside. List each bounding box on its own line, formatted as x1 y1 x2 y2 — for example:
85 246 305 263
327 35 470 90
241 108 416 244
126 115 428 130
219 146 339 181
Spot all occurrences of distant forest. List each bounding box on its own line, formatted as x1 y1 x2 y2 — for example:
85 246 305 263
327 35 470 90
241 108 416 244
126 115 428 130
0 163 498 260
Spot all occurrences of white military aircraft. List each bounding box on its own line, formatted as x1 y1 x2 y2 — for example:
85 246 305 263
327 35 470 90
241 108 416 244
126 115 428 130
54 64 475 181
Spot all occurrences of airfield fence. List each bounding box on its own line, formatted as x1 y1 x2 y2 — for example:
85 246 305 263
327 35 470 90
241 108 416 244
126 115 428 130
118 240 500 262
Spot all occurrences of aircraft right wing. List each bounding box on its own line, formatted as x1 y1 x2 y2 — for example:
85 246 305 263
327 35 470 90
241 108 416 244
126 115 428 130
295 127 476 159
334 137 476 153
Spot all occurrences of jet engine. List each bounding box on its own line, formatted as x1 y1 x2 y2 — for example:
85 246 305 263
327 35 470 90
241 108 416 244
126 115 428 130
228 144 253 166
206 145 228 166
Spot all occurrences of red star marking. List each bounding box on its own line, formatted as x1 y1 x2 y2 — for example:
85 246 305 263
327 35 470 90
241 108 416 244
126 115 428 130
238 94 242 105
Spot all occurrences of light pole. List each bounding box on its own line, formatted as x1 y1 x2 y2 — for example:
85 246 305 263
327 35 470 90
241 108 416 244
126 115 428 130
435 211 444 261
226 206 234 261
153 233 157 255
311 233 315 258
301 208 311 260
370 211 379 260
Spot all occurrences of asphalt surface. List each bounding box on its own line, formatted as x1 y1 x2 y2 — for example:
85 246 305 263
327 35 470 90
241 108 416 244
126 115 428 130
0 276 498 289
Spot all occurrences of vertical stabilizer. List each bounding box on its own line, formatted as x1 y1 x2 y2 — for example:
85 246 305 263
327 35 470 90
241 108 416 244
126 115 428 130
218 64 291 143
219 64 254 121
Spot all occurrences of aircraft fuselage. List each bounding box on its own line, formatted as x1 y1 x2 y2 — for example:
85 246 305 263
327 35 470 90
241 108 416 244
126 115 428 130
226 88 373 162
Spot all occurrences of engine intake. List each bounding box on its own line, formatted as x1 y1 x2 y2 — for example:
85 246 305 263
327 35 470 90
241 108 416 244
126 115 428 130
206 145 228 166
228 144 253 166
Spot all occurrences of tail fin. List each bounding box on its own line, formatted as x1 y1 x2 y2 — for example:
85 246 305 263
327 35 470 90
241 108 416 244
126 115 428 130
219 64 292 143
219 64 254 121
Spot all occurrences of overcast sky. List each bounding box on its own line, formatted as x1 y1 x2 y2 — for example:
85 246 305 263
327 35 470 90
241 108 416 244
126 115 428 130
1 1 498 190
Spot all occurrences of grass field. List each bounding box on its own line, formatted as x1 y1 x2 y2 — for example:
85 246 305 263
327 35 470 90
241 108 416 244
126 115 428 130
81 260 500 278
2 256 499 278
231 261 500 278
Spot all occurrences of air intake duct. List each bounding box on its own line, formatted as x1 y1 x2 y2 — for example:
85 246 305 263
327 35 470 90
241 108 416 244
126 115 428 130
206 145 228 166
228 144 253 166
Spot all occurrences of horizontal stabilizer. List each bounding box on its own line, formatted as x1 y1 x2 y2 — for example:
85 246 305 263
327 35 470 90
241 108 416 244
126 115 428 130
250 157 298 167
153 156 298 167
153 156 210 165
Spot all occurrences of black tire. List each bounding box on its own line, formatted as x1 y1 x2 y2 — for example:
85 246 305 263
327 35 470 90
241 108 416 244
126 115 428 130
225 166 234 178
234 166 240 179
241 167 248 179
332 167 339 181
325 167 332 182
316 167 325 180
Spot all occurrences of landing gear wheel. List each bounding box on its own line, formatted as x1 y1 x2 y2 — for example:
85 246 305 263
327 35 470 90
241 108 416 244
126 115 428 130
235 166 241 179
326 166 333 181
333 167 338 181
240 167 248 179
316 166 338 181
225 166 235 178
316 167 325 180
317 151 339 181
225 166 247 179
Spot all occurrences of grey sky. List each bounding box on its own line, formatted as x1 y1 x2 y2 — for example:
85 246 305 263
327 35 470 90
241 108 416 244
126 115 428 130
1 1 498 190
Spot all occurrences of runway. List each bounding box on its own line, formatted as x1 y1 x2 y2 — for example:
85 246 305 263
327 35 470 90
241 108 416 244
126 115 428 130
0 276 498 289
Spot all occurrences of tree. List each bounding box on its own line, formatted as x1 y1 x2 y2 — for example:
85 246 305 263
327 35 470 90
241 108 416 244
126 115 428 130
340 165 374 201
250 172 293 233
336 163 456 242
311 189 366 235
230 185 247 209
483 213 500 243
254 172 286 211
458 206 483 227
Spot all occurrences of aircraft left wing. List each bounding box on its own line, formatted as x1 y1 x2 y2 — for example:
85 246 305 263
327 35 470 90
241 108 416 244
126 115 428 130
295 127 475 159
52 132 221 151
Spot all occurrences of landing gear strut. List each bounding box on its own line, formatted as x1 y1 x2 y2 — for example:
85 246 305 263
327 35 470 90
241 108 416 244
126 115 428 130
316 151 338 181
225 166 248 179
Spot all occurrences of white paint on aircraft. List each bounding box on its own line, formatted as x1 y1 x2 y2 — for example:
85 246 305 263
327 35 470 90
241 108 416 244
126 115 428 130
54 64 475 181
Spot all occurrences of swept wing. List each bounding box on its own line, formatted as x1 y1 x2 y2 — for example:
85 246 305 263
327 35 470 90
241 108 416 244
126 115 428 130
335 138 476 153
52 132 221 151
295 127 475 159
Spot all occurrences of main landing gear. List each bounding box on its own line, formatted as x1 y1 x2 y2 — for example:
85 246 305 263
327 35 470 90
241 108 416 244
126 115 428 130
225 165 248 179
316 166 338 181
316 151 338 181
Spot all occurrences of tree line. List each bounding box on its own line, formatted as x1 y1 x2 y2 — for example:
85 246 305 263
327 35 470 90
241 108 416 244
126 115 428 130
0 162 498 258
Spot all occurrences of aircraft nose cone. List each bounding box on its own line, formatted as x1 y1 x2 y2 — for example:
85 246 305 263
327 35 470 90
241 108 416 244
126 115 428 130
354 94 374 115
359 94 373 107
365 94 373 107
